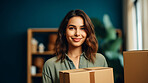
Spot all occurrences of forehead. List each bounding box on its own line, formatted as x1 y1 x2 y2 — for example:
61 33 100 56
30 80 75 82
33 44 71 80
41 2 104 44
67 16 84 25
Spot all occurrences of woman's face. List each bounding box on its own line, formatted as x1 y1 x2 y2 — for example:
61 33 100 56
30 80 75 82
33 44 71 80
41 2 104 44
66 16 87 48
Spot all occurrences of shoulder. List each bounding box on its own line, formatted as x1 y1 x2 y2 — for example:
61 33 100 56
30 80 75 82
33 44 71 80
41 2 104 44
95 53 106 60
94 53 108 67
42 56 58 79
43 56 57 68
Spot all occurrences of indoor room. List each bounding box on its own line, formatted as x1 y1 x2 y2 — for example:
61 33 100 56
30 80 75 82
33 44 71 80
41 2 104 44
0 0 147 83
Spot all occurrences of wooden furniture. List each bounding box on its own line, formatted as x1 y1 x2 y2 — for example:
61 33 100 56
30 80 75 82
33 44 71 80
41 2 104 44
27 28 58 83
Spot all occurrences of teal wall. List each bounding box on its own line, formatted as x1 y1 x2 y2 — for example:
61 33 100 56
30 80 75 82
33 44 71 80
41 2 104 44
0 0 122 83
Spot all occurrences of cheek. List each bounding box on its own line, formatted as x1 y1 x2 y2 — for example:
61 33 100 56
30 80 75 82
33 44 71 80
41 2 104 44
66 30 73 41
66 30 75 37
82 31 87 38
66 31 72 37
65 33 69 40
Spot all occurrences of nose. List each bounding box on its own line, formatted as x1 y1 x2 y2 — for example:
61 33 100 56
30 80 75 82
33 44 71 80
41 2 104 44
75 29 80 36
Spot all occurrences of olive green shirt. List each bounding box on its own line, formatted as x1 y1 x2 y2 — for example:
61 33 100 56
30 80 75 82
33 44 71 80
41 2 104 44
42 53 108 83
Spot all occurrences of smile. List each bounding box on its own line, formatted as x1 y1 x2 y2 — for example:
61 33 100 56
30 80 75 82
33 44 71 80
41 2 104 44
72 38 82 42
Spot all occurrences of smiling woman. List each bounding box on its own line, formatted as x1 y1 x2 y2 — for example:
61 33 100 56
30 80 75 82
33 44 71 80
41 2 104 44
42 9 108 83
66 16 87 48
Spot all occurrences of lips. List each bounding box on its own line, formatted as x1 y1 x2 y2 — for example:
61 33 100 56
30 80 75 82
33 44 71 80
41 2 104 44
72 38 81 42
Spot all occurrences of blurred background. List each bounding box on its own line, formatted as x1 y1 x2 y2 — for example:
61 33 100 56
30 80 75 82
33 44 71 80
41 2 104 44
0 0 148 83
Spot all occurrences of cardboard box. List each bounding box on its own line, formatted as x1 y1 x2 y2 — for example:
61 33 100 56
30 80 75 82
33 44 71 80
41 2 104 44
59 67 114 83
123 50 148 83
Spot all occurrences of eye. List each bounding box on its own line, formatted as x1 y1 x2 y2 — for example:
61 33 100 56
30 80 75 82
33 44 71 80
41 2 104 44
68 26 75 30
69 27 74 29
80 27 85 30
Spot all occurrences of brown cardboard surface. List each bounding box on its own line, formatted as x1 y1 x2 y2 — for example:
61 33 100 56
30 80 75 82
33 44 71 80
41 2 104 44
95 68 114 83
123 50 148 83
59 67 114 83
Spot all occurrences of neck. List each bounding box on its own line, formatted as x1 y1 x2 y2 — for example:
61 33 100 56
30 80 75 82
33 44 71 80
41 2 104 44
67 46 82 58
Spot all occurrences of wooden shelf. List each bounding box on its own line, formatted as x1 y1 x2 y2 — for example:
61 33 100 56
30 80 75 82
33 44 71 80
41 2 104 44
28 28 58 32
32 73 42 77
27 28 58 83
32 51 55 55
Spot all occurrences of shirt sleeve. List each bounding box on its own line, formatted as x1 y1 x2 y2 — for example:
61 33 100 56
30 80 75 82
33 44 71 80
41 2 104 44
42 72 52 83
42 60 53 83
95 53 108 67
103 58 108 67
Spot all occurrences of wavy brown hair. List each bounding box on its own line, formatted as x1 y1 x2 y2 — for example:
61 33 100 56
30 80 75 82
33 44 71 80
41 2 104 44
55 9 98 63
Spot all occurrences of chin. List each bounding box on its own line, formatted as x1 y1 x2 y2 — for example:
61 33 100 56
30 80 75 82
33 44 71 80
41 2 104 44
71 43 83 47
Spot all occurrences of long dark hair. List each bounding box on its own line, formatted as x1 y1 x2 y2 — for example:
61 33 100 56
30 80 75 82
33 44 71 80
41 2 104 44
55 9 98 63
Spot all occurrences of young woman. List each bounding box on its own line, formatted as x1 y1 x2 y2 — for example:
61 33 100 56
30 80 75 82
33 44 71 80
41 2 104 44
42 9 108 83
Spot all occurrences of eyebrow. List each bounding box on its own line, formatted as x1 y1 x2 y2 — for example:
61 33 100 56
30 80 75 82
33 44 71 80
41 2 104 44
68 25 85 27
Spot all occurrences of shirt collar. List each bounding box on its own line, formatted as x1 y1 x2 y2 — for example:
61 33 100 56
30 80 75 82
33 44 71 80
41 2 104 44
65 52 88 61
